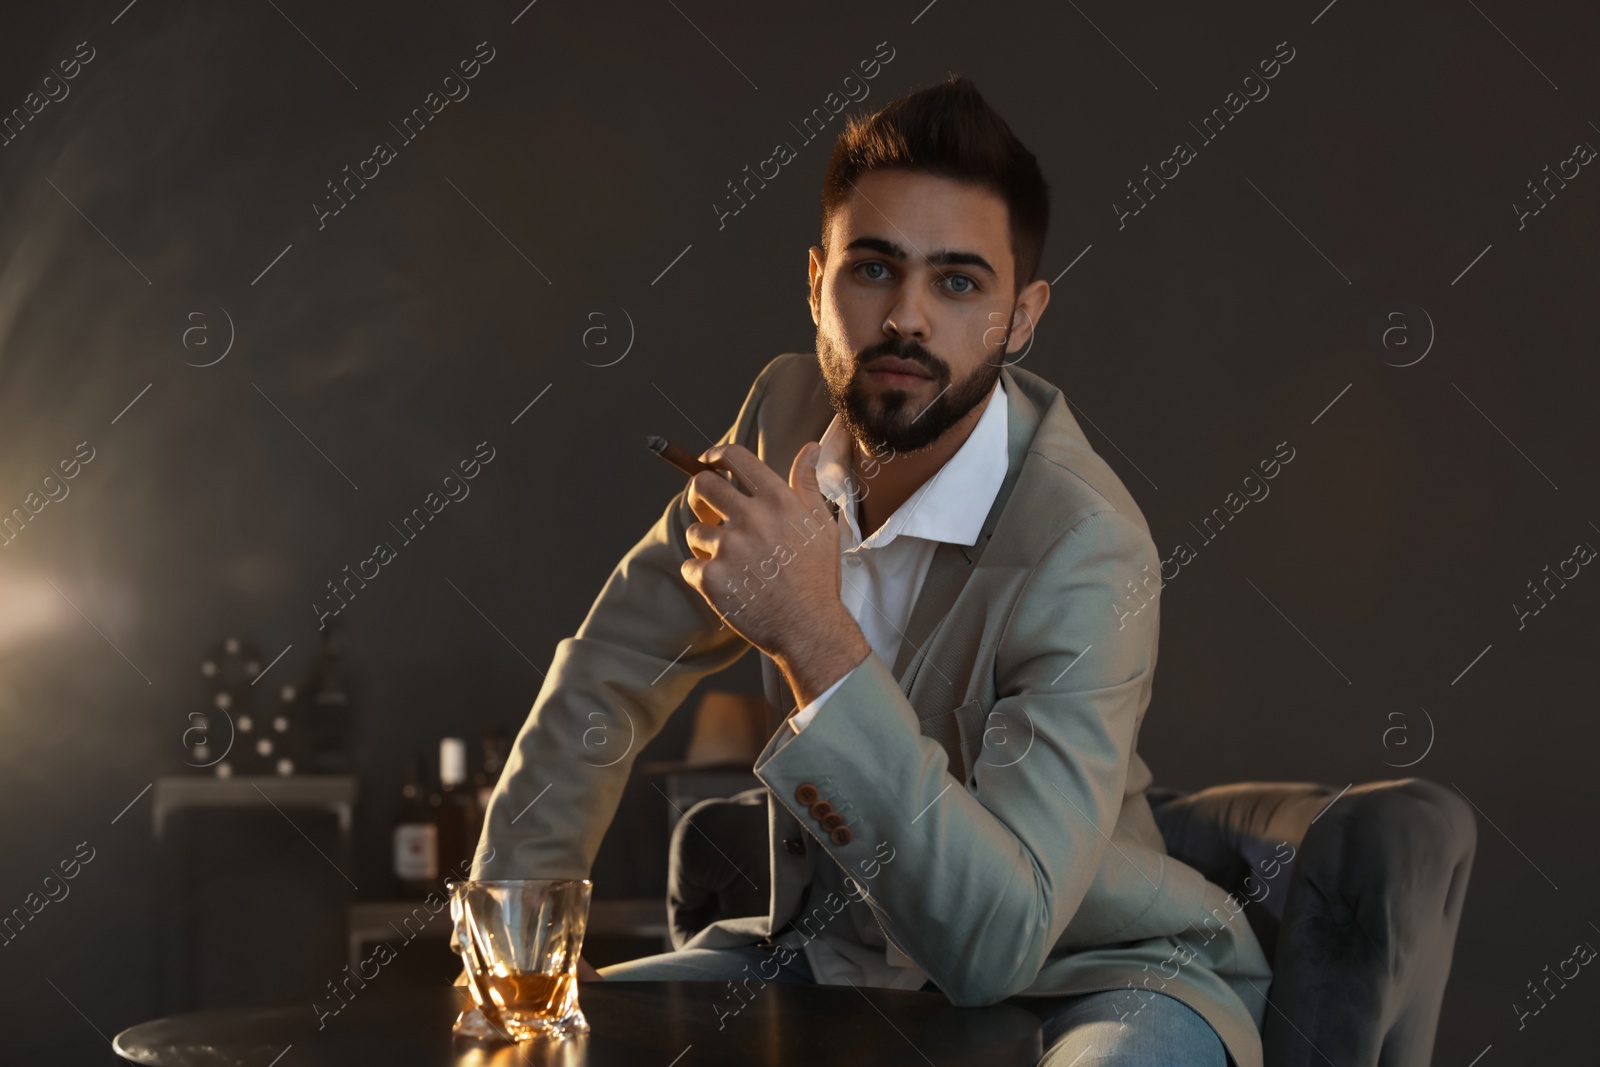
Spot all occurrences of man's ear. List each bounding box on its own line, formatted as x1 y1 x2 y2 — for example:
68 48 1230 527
1005 277 1051 355
807 245 826 326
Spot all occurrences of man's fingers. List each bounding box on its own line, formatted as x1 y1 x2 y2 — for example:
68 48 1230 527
700 442 783 496
687 493 721 527
687 468 742 525
684 520 726 561
789 441 825 500
680 554 707 592
680 553 743 620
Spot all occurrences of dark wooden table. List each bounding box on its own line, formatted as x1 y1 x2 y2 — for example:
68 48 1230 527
113 983 1042 1066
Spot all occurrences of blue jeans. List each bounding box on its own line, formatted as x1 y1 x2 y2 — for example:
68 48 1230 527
598 946 1230 1066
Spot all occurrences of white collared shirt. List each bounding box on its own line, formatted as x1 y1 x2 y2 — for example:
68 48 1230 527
776 376 1010 989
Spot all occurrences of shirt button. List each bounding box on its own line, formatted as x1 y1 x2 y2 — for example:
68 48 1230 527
783 837 805 856
845 554 863 567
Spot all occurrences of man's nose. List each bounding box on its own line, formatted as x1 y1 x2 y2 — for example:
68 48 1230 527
881 284 933 342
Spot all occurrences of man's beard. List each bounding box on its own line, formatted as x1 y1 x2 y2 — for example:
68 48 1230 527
817 330 1005 456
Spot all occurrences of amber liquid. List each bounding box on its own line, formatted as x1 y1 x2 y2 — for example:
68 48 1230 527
479 969 578 1034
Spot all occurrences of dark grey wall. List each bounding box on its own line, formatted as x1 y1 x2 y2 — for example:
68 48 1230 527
1 0 1595 1062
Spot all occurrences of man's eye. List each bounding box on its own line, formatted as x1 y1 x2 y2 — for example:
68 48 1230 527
942 274 976 294
857 262 889 280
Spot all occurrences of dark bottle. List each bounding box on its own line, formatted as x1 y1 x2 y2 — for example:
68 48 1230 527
471 725 511 849
431 738 476 885
473 726 511 811
392 755 437 899
303 617 356 774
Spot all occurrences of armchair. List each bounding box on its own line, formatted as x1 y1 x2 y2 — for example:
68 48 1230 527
667 778 1476 1067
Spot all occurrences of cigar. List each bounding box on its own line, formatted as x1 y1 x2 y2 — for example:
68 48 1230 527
645 435 713 476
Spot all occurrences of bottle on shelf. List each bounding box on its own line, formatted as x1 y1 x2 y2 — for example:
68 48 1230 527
470 725 511 849
473 726 510 811
431 738 477 884
392 755 437 899
303 617 356 774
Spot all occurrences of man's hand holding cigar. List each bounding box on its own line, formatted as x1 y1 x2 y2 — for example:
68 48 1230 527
679 441 871 712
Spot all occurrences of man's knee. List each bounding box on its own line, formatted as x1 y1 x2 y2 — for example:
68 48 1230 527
1034 989 1227 1067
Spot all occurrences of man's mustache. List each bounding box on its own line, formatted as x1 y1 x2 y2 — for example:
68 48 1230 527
855 342 946 380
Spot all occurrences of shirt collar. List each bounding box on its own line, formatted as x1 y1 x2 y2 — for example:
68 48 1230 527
814 377 1009 550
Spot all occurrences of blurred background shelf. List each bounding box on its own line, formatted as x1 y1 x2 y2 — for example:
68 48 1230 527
152 774 359 847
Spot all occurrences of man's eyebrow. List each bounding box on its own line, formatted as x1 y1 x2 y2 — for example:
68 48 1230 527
843 236 999 279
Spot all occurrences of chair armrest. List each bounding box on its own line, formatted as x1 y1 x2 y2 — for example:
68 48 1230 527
1150 781 1335 921
1267 778 1476 1066
1153 779 1477 1066
666 787 771 949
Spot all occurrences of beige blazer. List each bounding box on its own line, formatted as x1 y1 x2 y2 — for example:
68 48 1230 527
476 352 1273 1067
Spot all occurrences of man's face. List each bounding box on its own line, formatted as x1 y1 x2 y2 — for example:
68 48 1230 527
808 168 1022 456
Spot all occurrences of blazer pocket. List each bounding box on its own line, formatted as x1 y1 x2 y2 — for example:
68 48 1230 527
952 698 991 786
919 698 986 785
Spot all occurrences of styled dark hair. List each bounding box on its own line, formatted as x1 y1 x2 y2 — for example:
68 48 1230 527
819 74 1050 295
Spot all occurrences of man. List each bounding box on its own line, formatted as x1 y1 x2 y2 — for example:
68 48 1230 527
474 75 1272 1067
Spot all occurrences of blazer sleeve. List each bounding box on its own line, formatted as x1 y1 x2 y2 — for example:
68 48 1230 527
785 666 855 735
472 357 789 882
752 507 1160 1005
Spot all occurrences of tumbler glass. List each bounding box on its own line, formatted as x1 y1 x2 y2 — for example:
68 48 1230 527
448 879 592 1040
